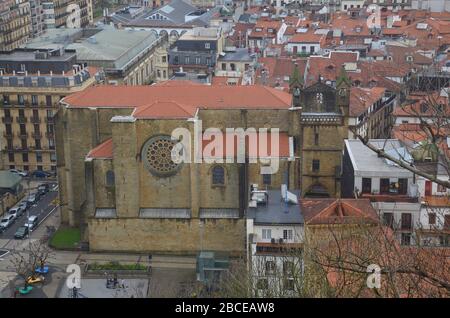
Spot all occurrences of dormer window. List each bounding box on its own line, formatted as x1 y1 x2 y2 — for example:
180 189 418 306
268 28 274 33
256 28 263 32
406 56 413 62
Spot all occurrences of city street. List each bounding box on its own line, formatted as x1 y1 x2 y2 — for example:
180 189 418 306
0 182 58 246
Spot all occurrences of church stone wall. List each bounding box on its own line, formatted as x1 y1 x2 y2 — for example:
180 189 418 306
88 217 246 255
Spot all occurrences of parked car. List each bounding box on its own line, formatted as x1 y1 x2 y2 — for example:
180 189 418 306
9 169 28 177
31 170 52 178
18 201 28 212
38 183 49 195
27 193 38 205
23 200 33 209
14 226 29 239
24 215 38 231
8 206 23 220
0 214 15 230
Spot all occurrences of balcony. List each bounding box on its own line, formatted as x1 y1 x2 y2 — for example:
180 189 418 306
360 194 419 203
45 132 54 139
18 132 28 138
45 117 54 123
30 117 41 124
3 132 14 138
16 117 27 123
255 242 303 255
2 117 13 124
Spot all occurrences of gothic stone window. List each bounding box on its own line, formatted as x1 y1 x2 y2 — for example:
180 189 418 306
262 173 271 185
106 170 115 187
212 165 225 185
142 135 182 177
312 159 320 172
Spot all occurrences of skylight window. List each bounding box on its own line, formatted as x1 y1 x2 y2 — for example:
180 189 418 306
161 5 174 14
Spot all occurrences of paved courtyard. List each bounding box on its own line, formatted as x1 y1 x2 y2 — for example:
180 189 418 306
58 278 149 298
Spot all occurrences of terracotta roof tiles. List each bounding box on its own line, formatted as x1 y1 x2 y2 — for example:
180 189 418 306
86 138 113 159
63 85 292 111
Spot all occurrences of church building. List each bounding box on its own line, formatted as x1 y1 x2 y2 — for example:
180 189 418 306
55 72 350 254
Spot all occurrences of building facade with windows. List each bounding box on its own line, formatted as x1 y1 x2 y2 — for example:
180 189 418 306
0 48 97 173
30 0 45 37
342 139 422 245
246 188 304 296
41 0 93 29
215 47 256 85
0 0 32 52
169 26 224 81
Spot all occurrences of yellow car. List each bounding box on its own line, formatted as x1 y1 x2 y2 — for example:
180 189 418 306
26 275 44 284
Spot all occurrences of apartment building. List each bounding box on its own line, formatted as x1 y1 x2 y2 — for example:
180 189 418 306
25 26 167 85
30 0 45 37
342 139 422 246
0 0 32 52
42 0 93 29
169 26 224 81
0 48 97 173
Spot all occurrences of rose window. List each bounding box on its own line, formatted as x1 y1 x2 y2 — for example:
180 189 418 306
142 135 182 177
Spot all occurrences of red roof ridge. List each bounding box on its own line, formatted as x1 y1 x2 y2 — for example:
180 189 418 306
132 99 196 119
307 199 340 223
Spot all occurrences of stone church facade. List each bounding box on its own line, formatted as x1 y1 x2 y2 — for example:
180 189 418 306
55 72 350 254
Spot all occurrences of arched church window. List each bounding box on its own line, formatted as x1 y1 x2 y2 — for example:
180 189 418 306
106 170 115 187
212 165 225 185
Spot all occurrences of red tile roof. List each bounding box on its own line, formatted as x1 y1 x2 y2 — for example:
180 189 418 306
63 85 292 113
349 87 386 116
86 138 113 159
328 13 372 37
305 51 358 85
393 92 450 117
256 57 307 89
132 100 197 119
301 198 379 225
288 31 324 43
249 19 282 39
